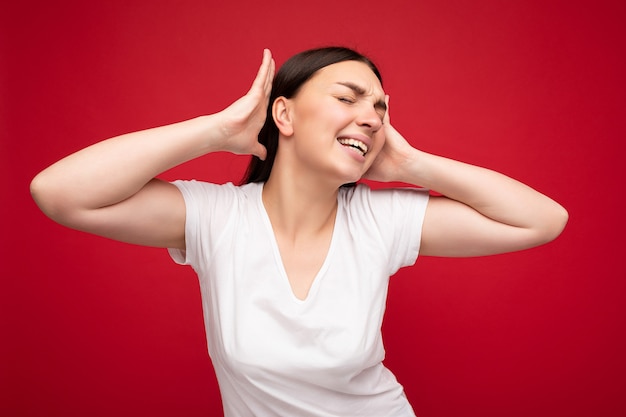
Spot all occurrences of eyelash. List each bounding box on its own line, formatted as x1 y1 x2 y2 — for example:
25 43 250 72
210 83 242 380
337 96 385 120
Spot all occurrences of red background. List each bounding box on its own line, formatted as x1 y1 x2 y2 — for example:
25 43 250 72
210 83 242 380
2 1 625 416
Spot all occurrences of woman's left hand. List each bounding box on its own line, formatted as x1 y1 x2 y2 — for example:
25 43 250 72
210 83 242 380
363 98 568 258
363 96 418 183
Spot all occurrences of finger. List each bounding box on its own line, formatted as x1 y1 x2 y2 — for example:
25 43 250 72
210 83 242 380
264 57 276 96
261 49 275 97
250 49 272 93
383 95 391 125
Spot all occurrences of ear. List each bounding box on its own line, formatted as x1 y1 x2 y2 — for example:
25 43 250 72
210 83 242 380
272 97 294 137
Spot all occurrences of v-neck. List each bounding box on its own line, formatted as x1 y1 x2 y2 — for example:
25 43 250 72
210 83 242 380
256 183 341 304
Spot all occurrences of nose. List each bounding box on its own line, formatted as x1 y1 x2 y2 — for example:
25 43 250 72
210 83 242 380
356 104 383 133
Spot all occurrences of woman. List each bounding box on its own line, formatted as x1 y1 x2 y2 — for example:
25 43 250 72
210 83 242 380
31 47 568 416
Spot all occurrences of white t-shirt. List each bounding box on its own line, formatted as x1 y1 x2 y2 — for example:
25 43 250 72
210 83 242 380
169 181 429 417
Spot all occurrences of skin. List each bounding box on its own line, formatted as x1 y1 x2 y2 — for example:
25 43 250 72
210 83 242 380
30 49 568 299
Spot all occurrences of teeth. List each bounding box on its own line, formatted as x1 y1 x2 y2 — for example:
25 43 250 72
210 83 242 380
337 138 368 156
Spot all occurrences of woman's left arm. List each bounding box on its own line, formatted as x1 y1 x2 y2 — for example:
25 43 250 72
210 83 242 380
365 99 568 257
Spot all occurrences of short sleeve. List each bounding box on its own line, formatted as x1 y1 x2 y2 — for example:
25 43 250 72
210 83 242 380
347 185 430 275
167 180 239 275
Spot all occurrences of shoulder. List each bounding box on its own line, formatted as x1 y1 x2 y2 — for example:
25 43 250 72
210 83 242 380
171 180 260 202
339 183 429 207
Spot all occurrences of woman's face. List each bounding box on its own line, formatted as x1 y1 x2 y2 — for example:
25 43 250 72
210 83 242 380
281 60 387 185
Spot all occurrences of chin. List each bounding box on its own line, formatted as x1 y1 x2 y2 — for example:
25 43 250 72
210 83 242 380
335 169 363 185
322 161 367 188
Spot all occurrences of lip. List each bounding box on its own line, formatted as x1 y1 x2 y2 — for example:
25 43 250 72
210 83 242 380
336 133 372 153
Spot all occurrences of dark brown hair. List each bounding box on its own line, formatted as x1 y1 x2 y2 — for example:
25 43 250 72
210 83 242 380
242 46 382 184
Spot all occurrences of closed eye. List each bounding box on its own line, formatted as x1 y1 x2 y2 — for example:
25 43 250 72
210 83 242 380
337 96 385 121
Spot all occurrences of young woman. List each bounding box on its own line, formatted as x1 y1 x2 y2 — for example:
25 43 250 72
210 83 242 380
31 47 568 416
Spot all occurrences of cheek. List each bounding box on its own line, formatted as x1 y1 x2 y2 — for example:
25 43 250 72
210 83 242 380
294 103 335 133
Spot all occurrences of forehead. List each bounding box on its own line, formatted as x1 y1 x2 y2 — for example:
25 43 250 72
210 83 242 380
305 60 384 96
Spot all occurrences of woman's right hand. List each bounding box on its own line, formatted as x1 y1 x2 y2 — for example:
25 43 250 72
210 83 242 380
215 49 275 160
30 49 276 249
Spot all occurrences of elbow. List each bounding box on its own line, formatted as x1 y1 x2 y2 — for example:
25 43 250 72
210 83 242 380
30 172 56 219
30 172 75 225
537 203 569 245
551 203 569 240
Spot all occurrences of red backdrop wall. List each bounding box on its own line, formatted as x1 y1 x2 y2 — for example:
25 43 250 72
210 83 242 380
2 1 625 416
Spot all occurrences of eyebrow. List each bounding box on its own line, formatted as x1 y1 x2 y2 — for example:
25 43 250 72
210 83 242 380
335 82 387 112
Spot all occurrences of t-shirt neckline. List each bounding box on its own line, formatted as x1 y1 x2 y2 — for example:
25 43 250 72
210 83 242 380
255 182 343 304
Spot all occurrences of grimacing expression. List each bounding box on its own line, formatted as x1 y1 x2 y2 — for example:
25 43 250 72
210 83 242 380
276 60 387 185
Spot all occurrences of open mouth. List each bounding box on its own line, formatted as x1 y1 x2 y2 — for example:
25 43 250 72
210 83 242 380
337 138 368 157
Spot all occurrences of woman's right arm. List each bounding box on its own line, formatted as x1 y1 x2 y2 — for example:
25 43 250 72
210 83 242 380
30 49 275 250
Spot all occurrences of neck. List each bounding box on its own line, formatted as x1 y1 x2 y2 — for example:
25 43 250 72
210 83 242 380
262 165 339 240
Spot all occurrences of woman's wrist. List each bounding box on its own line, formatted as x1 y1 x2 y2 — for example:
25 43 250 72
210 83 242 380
187 114 226 154
394 147 425 185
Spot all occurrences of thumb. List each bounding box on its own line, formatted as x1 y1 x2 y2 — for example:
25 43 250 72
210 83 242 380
252 142 268 161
